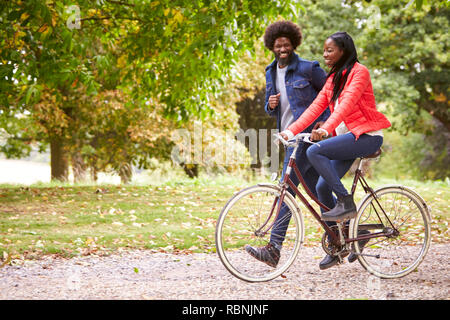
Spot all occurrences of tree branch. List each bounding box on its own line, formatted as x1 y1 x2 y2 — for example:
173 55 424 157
80 16 143 23
105 0 135 7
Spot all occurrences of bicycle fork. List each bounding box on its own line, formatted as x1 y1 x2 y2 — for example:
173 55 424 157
254 147 298 238
254 186 288 237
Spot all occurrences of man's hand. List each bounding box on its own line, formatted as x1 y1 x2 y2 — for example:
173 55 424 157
268 93 281 110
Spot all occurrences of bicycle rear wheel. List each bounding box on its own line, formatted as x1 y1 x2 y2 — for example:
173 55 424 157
215 184 304 282
351 186 431 279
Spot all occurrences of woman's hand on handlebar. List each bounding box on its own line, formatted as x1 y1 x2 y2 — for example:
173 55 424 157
311 128 328 141
279 132 289 141
311 121 328 141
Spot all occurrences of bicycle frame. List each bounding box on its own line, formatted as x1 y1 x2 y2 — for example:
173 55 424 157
257 140 397 248
282 155 342 246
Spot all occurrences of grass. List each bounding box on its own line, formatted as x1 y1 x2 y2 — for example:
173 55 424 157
0 175 448 264
0 178 249 262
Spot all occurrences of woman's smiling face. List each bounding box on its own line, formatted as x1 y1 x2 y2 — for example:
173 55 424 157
323 38 344 68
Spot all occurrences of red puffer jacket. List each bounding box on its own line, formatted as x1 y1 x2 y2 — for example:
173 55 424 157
287 62 391 139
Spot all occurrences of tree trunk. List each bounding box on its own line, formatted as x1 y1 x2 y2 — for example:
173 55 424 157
71 151 87 183
50 137 69 181
90 165 98 182
182 163 199 178
119 163 133 184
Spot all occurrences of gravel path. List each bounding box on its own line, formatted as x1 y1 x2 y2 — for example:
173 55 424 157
1 244 448 300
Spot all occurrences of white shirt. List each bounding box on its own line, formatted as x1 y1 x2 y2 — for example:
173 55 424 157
276 64 294 131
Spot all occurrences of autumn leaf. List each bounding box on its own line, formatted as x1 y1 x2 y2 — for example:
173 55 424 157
1 252 11 268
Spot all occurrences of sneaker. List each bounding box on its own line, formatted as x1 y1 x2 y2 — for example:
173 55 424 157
244 243 280 268
348 230 371 263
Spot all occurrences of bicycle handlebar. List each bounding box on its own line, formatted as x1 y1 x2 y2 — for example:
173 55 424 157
273 132 320 148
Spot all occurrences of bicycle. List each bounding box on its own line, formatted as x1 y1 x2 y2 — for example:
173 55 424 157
215 133 431 282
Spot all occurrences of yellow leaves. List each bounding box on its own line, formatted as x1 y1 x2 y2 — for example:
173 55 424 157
433 92 447 103
117 55 127 69
1 252 12 268
20 12 29 21
172 11 184 24
16 31 26 38
33 93 70 135
9 26 27 50
87 9 102 17
38 23 51 35
164 8 185 27
71 237 102 255
85 237 95 246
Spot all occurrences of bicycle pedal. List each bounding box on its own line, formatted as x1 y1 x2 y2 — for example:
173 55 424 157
351 252 381 259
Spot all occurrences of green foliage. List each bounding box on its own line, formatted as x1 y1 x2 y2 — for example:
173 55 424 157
296 0 448 131
292 0 449 180
359 0 449 132
1 0 297 119
0 0 297 180
0 0 447 181
413 0 450 10
364 111 449 181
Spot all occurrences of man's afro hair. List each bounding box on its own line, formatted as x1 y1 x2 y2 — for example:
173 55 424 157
264 20 302 51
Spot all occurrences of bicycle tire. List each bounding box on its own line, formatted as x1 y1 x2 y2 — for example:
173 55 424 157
350 185 431 279
215 184 304 282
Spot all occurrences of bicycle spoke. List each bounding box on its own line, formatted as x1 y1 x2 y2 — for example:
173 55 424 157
354 187 430 279
216 185 302 282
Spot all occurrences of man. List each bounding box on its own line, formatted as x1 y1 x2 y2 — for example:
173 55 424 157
245 20 332 269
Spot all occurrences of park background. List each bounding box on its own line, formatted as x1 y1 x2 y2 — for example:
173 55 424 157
0 0 448 263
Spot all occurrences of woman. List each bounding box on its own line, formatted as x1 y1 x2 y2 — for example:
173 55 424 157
280 31 391 269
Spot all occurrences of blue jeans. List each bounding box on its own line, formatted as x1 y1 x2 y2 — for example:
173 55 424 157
307 133 383 206
270 143 320 250
269 133 383 249
309 133 383 242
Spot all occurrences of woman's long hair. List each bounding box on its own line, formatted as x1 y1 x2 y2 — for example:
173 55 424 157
327 32 359 103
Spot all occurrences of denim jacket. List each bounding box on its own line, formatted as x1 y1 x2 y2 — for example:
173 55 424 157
264 53 330 132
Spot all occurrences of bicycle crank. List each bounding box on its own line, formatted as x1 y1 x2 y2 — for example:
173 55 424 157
351 252 381 259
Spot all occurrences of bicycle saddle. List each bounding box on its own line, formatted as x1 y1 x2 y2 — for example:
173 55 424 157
363 149 382 159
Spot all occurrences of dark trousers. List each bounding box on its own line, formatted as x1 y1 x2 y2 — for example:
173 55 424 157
270 143 319 250
307 133 383 200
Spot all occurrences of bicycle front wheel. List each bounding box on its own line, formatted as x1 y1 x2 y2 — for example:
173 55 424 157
215 184 304 282
351 186 431 279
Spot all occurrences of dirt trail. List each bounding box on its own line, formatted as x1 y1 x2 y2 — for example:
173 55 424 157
1 244 448 300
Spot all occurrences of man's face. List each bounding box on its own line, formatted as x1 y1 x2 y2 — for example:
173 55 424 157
273 37 294 67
